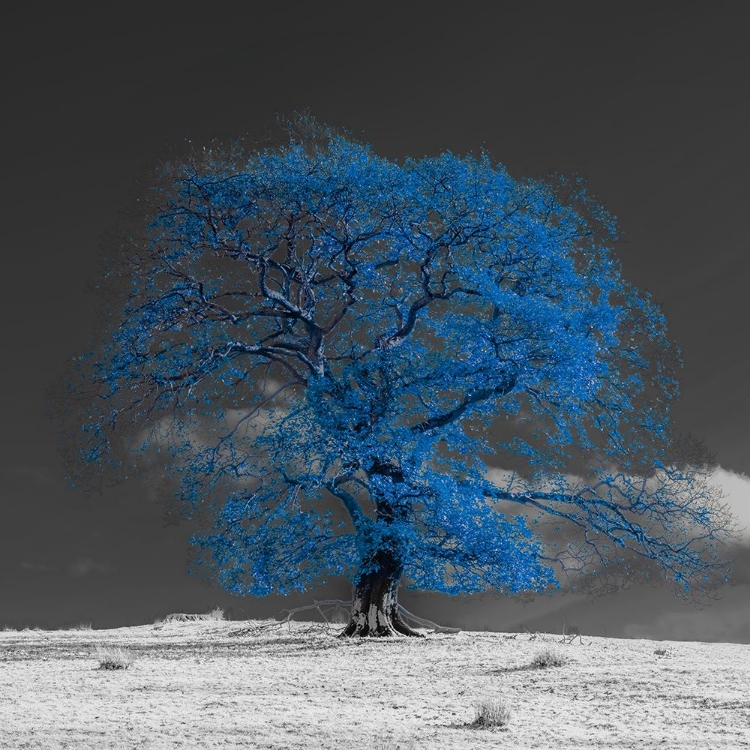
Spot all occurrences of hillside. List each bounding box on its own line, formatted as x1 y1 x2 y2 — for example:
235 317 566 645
1 619 748 749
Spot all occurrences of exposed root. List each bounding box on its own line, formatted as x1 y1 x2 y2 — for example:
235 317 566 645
227 599 459 639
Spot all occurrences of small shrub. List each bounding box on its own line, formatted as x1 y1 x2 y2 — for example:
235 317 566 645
372 739 418 749
471 697 512 729
206 606 225 621
72 621 93 631
96 645 133 670
531 647 567 668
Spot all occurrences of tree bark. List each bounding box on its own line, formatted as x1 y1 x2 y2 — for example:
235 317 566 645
340 566 423 637
340 458 422 637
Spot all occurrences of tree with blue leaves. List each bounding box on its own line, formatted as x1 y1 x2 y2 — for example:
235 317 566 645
58 117 736 636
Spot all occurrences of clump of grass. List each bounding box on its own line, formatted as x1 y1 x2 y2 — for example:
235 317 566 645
372 739 419 749
162 608 226 623
72 621 93 631
471 697 512 729
96 645 133 670
531 647 567 668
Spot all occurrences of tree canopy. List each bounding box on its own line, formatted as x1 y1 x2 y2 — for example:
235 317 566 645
57 117 736 635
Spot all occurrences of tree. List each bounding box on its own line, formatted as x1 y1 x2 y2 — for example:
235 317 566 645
57 117 737 636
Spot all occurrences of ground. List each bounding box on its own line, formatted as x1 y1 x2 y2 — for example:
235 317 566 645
1 619 748 749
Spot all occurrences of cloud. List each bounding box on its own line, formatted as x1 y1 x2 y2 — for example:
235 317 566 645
20 561 58 573
710 467 750 543
66 558 110 577
135 381 285 452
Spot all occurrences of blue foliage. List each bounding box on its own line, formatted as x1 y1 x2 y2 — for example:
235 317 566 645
63 117 735 601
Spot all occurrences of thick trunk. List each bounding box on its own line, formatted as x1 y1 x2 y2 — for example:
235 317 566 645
340 567 422 637
341 458 421 637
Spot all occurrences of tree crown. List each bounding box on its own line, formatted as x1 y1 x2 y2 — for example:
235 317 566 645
58 118 735 601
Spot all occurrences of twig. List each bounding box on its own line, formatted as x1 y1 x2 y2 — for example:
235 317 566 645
560 617 587 645
276 599 353 633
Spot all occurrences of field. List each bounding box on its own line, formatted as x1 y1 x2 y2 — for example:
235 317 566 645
1 619 749 749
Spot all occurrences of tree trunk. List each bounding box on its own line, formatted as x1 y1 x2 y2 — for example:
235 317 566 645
341 459 422 637
340 566 423 637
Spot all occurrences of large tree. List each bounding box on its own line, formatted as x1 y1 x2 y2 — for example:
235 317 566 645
57 118 736 636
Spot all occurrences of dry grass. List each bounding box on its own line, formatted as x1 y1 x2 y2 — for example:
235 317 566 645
531 647 567 668
95 645 133 670
3 621 747 749
371 739 420 749
161 607 226 624
470 697 512 729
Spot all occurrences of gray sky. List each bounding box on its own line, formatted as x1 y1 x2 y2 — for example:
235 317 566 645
1 2 748 639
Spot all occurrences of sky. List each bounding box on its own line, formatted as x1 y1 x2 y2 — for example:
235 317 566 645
1 2 749 640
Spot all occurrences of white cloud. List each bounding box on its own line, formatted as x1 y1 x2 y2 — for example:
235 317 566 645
709 467 750 543
66 558 110 577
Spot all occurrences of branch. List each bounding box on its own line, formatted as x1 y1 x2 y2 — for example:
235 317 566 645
258 258 315 324
324 477 366 529
477 473 735 592
412 376 517 433
397 605 462 634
